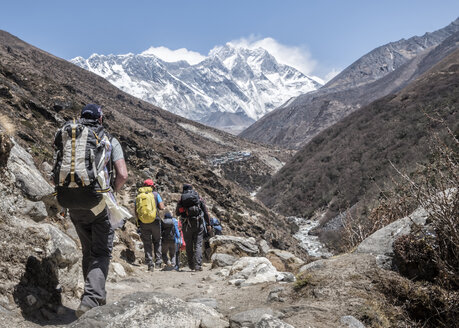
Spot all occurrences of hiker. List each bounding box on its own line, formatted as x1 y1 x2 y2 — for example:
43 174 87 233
161 212 181 270
175 218 186 271
135 179 165 271
210 217 223 235
52 104 128 317
175 184 211 271
203 217 222 261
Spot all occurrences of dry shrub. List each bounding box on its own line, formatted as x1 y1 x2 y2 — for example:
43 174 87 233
341 190 416 251
377 272 459 327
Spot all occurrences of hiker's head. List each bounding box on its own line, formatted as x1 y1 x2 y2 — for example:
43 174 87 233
182 184 193 192
81 104 103 124
143 179 155 188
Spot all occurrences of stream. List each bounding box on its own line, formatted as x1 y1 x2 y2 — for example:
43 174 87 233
289 217 332 258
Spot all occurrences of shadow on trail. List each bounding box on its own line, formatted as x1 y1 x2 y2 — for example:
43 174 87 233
13 256 78 326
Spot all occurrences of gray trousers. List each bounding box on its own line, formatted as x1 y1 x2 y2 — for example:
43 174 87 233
70 207 114 308
139 220 162 265
182 219 204 269
161 240 177 266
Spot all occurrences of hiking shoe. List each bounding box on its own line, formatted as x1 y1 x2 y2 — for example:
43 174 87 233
195 266 203 271
75 303 91 318
148 264 154 272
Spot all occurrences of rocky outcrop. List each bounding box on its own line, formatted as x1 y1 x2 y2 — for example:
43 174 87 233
265 249 304 273
210 235 260 257
70 292 229 328
7 142 53 202
225 257 294 287
355 207 428 269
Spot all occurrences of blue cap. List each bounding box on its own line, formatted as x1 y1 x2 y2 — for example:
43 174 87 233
81 104 103 119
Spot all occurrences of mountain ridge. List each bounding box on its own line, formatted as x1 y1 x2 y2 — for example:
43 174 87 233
71 44 321 134
240 18 459 149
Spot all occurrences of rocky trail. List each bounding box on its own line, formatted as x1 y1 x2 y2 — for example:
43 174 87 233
1 225 382 328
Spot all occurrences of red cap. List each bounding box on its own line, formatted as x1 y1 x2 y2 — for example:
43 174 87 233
143 179 155 187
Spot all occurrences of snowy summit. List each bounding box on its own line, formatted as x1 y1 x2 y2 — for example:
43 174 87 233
71 43 321 134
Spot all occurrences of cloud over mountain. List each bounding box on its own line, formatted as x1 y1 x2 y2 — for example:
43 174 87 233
141 46 206 65
227 36 317 76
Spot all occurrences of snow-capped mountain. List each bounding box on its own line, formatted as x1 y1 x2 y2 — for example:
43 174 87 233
71 44 321 133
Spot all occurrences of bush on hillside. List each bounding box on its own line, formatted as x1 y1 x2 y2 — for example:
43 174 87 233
377 128 458 326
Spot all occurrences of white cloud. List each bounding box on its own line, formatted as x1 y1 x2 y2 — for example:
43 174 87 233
141 46 206 65
227 36 317 75
324 68 341 82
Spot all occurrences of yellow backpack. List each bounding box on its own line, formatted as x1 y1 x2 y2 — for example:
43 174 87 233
135 187 157 223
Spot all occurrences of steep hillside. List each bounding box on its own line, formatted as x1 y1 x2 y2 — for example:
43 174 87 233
241 19 459 149
257 48 459 234
0 30 301 253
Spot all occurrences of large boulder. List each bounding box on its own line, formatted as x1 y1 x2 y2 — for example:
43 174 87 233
265 249 305 273
70 292 229 328
7 142 53 201
228 257 291 287
210 235 259 257
355 207 428 269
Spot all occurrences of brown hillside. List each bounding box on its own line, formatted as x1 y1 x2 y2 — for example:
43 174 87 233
257 48 459 234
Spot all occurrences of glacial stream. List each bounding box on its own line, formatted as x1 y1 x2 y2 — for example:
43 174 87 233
290 217 333 258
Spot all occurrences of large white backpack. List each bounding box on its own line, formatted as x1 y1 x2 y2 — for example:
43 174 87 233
52 118 111 210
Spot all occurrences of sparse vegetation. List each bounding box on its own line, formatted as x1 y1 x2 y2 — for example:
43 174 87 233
293 272 317 291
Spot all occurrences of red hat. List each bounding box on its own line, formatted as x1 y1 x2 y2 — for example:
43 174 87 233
143 179 155 187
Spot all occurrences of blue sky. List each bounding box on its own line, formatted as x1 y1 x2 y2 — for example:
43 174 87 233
1 0 458 80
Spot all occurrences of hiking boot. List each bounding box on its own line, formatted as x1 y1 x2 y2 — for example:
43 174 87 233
75 303 92 318
195 266 203 271
148 263 154 272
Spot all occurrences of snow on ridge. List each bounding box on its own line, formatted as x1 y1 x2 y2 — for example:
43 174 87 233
70 43 322 124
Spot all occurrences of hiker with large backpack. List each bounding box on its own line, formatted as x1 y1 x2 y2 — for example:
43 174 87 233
135 179 165 271
175 184 211 271
52 104 128 317
160 212 181 270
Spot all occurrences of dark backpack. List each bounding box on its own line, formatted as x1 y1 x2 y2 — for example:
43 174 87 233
162 217 175 241
52 118 111 210
180 190 201 218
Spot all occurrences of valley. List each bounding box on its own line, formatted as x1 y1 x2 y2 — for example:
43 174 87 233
0 15 458 328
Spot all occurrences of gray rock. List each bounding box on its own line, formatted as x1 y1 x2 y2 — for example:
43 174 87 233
210 235 259 257
258 240 270 255
340 315 366 328
276 272 295 283
298 259 326 273
229 257 279 286
266 249 304 272
21 199 48 222
70 292 229 328
212 253 238 268
355 207 428 268
230 308 282 328
7 143 53 201
255 314 294 328
42 223 79 267
112 262 127 278
187 298 219 310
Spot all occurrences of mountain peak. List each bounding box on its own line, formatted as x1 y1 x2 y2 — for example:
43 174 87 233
71 43 321 127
